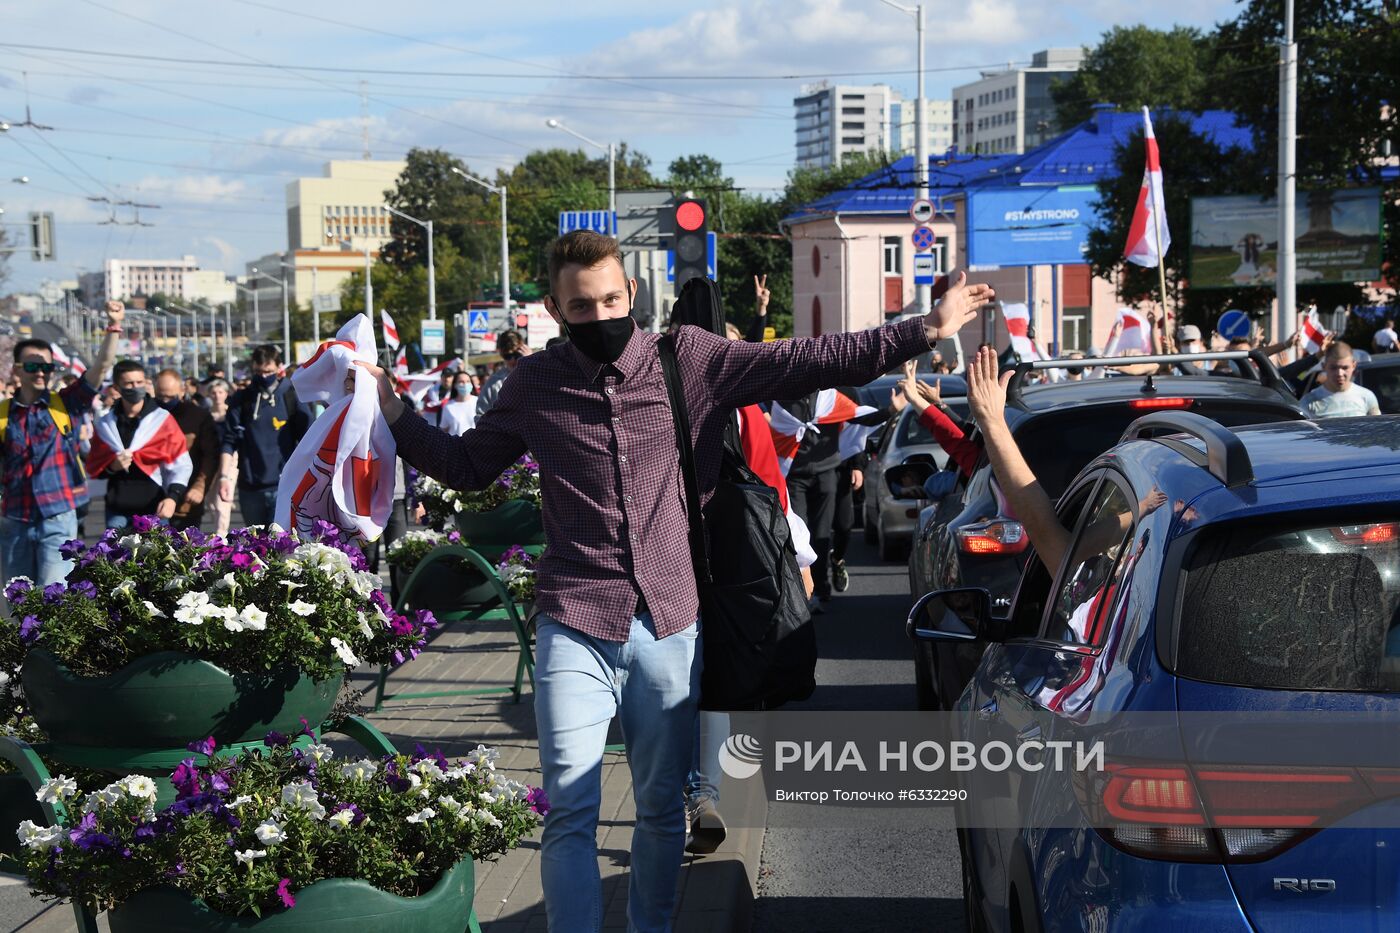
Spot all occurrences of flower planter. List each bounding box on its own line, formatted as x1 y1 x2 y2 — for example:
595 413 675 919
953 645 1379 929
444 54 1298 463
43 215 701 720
399 556 499 616
108 856 476 933
21 650 340 749
455 499 545 551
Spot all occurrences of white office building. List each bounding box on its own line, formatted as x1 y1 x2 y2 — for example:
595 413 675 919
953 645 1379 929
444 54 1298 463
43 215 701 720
794 83 900 169
891 98 955 157
953 48 1084 155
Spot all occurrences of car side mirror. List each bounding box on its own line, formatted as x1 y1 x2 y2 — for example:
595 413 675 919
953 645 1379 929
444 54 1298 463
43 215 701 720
885 461 936 499
906 587 997 644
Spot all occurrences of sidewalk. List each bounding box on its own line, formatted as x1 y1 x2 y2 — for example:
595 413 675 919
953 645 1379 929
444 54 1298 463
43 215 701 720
13 607 763 933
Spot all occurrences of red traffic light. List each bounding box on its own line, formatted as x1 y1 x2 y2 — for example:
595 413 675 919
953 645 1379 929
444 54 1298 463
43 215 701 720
676 201 706 231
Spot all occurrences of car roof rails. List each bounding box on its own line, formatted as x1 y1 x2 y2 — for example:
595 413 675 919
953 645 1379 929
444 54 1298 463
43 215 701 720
1120 410 1255 488
1003 349 1290 410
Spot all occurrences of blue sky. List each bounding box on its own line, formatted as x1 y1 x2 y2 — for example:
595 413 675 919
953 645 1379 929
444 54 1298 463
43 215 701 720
0 0 1240 294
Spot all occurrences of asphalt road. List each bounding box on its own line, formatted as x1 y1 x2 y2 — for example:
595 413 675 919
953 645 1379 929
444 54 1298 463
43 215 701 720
752 534 967 933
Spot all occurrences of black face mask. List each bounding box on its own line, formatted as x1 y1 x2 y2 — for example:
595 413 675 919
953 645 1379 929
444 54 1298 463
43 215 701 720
157 396 181 412
251 373 276 391
555 284 636 365
119 387 147 407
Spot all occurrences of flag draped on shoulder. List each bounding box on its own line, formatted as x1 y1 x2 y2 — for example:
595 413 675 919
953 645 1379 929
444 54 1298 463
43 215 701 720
275 314 396 542
87 407 192 489
1124 107 1170 268
768 388 876 475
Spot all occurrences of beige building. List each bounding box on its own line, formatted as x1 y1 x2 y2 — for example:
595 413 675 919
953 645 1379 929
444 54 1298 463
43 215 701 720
891 98 955 157
285 160 407 252
103 256 200 302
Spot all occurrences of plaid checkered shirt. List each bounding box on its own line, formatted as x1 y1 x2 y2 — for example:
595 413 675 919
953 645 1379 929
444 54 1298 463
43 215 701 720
3 380 97 522
389 318 931 640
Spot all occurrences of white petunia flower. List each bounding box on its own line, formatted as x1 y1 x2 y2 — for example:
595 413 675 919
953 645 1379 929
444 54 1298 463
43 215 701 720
123 776 158 801
35 775 77 805
118 535 142 553
113 579 137 598
142 600 166 618
412 760 445 782
254 819 286 845
329 637 360 668
303 743 334 765
479 792 496 805
234 848 267 865
288 600 317 617
356 615 374 638
239 604 268 631
16 820 63 850
474 810 502 828
280 781 326 819
327 808 355 831
405 807 436 824
340 759 377 781
444 764 476 781
229 795 254 809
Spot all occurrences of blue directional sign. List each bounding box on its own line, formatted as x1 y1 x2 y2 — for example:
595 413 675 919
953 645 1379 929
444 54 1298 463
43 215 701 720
467 310 490 336
911 225 936 252
557 210 617 236
1217 309 1251 340
666 231 717 282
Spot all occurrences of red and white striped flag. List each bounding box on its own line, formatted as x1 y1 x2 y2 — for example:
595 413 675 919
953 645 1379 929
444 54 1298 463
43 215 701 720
380 310 400 350
768 389 875 475
1116 308 1152 352
1124 107 1171 268
49 345 87 377
1301 308 1330 354
1002 303 1043 362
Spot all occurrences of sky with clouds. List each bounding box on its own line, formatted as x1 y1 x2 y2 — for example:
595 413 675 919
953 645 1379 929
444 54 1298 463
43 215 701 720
0 0 1239 294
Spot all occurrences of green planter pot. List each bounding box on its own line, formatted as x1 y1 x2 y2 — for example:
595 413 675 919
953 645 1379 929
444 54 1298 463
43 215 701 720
455 499 545 550
109 857 476 933
397 555 498 614
21 650 340 749
0 771 46 872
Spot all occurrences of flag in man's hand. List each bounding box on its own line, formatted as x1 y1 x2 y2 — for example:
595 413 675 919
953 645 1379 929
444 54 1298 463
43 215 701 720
1124 107 1170 268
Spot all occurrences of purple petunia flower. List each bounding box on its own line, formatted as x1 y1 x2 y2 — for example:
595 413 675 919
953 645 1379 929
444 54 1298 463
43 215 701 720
71 580 97 599
132 515 158 533
133 824 156 842
171 759 202 800
42 584 66 604
18 615 41 644
328 802 367 826
58 540 86 561
187 736 218 757
264 730 292 748
277 878 296 909
3 578 32 602
208 770 231 794
527 786 550 816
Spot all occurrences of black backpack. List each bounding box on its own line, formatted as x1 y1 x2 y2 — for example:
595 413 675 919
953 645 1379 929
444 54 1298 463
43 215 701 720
659 281 816 711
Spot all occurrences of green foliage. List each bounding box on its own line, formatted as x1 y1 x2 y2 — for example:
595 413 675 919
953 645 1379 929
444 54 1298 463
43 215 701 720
18 742 543 916
1052 26 1216 131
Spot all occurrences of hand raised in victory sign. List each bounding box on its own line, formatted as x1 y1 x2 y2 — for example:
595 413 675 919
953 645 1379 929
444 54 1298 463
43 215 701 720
754 274 770 316
924 272 994 343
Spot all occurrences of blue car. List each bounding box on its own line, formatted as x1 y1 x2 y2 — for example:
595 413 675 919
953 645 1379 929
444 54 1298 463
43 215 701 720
911 413 1400 932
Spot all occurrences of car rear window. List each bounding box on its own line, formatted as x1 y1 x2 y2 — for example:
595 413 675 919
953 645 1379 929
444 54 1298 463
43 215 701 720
896 401 970 447
1177 520 1400 692
1014 402 1300 498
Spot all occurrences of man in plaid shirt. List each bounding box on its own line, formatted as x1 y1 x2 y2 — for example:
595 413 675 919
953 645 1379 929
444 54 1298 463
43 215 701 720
1 300 125 586
357 232 993 932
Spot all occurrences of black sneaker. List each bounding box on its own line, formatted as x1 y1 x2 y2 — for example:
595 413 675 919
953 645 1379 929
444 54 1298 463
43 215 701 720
832 559 850 593
685 797 728 855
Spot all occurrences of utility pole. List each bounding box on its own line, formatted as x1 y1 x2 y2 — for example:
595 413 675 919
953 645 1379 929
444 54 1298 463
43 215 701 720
1276 0 1298 344
880 1 929 319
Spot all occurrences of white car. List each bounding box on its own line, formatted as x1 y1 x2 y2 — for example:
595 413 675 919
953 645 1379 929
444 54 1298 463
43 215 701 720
861 400 967 561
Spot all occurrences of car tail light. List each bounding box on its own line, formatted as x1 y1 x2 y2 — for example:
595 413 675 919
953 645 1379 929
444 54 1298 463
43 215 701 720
956 520 1028 555
1330 522 1399 545
1076 759 1400 863
1128 397 1194 410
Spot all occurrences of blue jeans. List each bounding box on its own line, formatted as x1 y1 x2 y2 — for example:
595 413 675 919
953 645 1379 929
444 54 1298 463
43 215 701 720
237 486 279 527
686 711 730 808
534 611 701 933
0 510 79 587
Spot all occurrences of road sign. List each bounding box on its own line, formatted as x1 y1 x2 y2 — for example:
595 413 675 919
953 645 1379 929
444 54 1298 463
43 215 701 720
911 226 936 252
666 231 717 282
910 199 935 224
616 191 676 252
913 253 936 286
421 320 446 356
557 210 616 237
1217 309 1251 340
467 310 490 336
312 293 340 313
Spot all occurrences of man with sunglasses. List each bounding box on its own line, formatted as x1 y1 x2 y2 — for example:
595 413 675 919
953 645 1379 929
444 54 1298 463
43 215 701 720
474 329 530 418
1 300 125 586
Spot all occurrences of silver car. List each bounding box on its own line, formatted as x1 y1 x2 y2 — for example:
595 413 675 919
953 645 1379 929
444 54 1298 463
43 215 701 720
861 399 968 561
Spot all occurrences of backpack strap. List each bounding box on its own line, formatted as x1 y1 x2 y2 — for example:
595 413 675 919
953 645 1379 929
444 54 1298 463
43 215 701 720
0 398 8 440
47 393 72 437
658 334 712 584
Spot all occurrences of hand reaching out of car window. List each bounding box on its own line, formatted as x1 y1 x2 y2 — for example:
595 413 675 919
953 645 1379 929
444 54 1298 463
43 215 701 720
890 385 908 414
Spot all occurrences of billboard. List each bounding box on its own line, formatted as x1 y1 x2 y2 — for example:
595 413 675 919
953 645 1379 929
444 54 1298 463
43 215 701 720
1189 188 1381 289
966 186 1098 267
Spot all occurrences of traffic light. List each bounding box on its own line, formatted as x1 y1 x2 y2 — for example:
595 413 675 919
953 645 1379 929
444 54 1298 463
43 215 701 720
671 198 707 296
28 211 55 261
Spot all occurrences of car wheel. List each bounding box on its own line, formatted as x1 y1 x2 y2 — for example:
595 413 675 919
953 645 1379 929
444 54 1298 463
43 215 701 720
961 841 990 933
913 640 939 711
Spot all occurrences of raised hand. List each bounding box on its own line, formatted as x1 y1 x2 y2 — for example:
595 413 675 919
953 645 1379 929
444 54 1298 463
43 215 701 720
966 345 1012 430
890 385 908 414
916 378 943 407
105 300 125 326
753 274 770 316
351 361 406 424
925 272 994 343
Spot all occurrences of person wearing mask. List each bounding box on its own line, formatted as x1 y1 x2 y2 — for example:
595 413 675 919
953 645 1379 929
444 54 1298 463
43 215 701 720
154 369 220 531
475 330 529 418
438 371 477 437
219 345 311 527
0 301 124 585
205 379 236 537
350 230 993 932
1300 341 1381 418
87 360 192 529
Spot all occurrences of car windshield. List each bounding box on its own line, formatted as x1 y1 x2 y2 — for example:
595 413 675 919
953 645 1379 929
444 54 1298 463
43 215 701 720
1013 402 1300 498
1176 518 1400 692
1362 364 1400 414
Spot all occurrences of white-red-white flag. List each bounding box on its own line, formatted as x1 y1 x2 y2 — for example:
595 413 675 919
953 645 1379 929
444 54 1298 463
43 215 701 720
1124 108 1171 268
768 389 874 476
1301 308 1330 354
397 358 461 405
380 310 400 350
1002 303 1042 362
1116 308 1153 352
49 345 87 377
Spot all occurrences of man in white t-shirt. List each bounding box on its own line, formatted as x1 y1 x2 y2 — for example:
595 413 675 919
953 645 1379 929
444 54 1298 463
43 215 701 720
1373 319 1398 354
1301 341 1381 419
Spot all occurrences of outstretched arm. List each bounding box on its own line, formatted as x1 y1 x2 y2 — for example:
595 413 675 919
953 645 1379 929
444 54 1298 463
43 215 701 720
966 346 1070 571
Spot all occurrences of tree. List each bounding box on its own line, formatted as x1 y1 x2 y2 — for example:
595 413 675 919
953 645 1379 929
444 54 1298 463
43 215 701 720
1051 26 1215 131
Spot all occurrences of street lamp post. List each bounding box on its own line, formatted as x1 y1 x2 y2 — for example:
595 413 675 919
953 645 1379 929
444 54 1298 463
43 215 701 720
170 304 201 380
252 266 291 364
880 0 929 320
1276 0 1298 344
545 119 616 238
384 204 437 363
450 165 511 317
223 302 233 375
